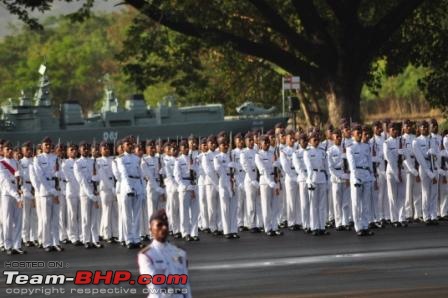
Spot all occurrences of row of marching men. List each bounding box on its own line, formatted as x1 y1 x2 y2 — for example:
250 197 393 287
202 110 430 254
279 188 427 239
1 118 447 255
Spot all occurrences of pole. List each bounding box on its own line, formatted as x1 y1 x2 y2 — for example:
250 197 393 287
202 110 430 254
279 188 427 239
282 77 285 117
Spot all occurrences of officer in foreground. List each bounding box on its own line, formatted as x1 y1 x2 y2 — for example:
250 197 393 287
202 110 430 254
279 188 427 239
138 209 192 298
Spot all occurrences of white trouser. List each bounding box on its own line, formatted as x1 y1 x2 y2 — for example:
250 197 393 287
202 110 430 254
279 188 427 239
0 197 3 247
351 181 372 232
259 183 279 232
309 183 327 230
22 198 37 242
236 185 246 227
420 171 439 221
277 183 286 225
80 195 99 244
405 172 422 219
179 186 200 237
332 182 351 227
205 184 221 232
140 196 148 237
244 179 261 228
1 195 22 250
100 190 118 239
40 195 60 248
122 193 143 244
284 177 300 226
35 194 43 244
146 187 161 224
327 180 334 221
298 181 310 229
386 173 405 223
166 184 180 234
59 194 68 241
218 186 238 235
66 195 81 242
378 173 390 220
197 184 208 230
117 192 125 242
438 179 448 217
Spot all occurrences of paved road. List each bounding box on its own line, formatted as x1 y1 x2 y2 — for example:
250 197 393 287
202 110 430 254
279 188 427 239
1 221 448 298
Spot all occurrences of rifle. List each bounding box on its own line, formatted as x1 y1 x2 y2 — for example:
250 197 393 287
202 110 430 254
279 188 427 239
92 138 98 195
54 138 61 191
441 137 447 184
229 131 235 196
398 135 403 182
342 137 349 173
274 134 282 193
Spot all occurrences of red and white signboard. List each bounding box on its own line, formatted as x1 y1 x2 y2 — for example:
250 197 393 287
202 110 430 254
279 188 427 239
282 76 300 90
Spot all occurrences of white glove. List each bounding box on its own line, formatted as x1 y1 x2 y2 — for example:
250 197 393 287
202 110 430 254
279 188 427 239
438 169 446 176
89 194 99 202
341 173 350 180
251 180 259 188
427 148 436 155
156 187 165 194
397 149 405 155
14 170 20 178
296 176 301 184
427 171 436 180
187 185 196 191
411 169 419 177
273 160 281 168
227 162 236 168
268 181 276 189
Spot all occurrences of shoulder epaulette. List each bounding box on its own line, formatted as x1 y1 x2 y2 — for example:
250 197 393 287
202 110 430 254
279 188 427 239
139 245 151 254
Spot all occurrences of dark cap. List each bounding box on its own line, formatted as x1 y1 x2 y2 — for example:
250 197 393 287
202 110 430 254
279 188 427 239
207 135 217 143
372 120 382 127
325 123 334 131
266 129 275 136
22 141 32 148
244 131 253 139
234 132 243 139
259 135 270 143
419 120 429 127
332 128 342 135
3 141 12 148
217 136 228 145
309 131 320 140
67 142 78 149
145 139 155 147
275 122 285 129
217 131 227 138
388 122 400 130
200 137 207 145
298 133 308 141
179 140 188 148
149 209 168 224
430 118 438 126
99 141 109 148
79 141 91 148
41 136 52 144
352 123 362 132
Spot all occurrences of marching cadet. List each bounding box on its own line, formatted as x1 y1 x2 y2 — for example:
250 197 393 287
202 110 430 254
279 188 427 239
0 142 25 254
304 131 329 236
347 125 374 236
231 133 248 232
327 129 351 231
240 132 262 233
256 135 283 237
20 141 37 247
293 133 311 233
55 143 69 244
74 141 102 249
429 119 444 219
141 140 165 236
33 137 63 252
280 129 301 231
197 138 209 232
440 130 448 219
174 140 200 241
214 136 239 239
163 142 182 239
62 143 82 246
270 130 287 229
138 209 192 298
202 135 222 236
96 141 118 243
112 140 126 245
117 136 146 249
413 121 439 225
320 124 335 228
0 140 4 252
402 120 422 221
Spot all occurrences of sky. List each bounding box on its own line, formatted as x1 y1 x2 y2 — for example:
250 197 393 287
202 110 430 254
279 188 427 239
0 0 121 38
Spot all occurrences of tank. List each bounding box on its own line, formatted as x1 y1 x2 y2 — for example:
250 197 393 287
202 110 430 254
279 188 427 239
0 65 287 144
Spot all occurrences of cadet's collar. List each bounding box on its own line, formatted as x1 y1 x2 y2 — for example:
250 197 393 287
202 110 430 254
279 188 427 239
152 239 168 249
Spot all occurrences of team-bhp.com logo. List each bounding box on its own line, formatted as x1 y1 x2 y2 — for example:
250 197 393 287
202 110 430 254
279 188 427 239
4 270 188 286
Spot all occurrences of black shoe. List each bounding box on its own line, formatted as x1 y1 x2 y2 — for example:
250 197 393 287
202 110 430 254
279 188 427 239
250 227 260 233
312 230 319 236
432 219 439 225
374 222 384 229
54 245 64 252
224 234 232 239
73 240 83 246
393 222 401 228
357 230 365 236
366 230 374 236
274 230 284 236
34 240 39 246
304 228 312 234
192 236 200 241
266 230 275 237
335 226 344 231
84 242 92 249
288 225 296 231
93 242 103 248
98 236 103 241
38 243 43 249
44 246 54 252
106 238 113 244
61 239 70 244
368 222 377 229
202 228 211 234
174 232 182 239
279 220 287 229
349 221 355 227
184 235 192 242
232 233 240 239
126 243 134 249
320 229 330 235
217 230 224 236
238 226 245 232
169 231 174 236
345 225 352 231
212 230 220 236
6 249 12 255
1 246 6 252
401 221 408 228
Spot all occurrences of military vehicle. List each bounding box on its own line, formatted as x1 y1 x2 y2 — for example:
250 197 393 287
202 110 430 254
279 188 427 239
0 65 287 144
236 101 276 116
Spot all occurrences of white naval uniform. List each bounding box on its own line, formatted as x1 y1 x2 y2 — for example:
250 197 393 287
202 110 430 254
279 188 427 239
112 157 124 242
142 155 164 225
33 153 60 248
174 154 199 237
196 151 208 230
117 152 145 245
62 158 81 243
347 141 374 232
19 157 37 243
320 139 334 223
202 150 221 232
74 156 99 244
370 134 388 221
292 147 310 230
214 152 238 235
402 133 422 219
304 146 328 231
280 146 301 227
138 240 192 298
97 156 118 240
164 156 180 235
383 137 406 223
327 144 351 228
440 135 448 217
0 158 23 250
57 158 68 243
413 135 439 221
241 148 261 228
255 149 280 233
232 148 247 228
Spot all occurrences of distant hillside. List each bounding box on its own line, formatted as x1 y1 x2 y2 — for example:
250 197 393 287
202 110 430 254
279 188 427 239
0 0 121 37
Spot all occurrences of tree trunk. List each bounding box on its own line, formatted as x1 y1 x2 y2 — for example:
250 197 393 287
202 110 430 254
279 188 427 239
325 80 362 126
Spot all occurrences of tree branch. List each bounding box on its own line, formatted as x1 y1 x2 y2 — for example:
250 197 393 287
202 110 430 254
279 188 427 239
126 0 321 82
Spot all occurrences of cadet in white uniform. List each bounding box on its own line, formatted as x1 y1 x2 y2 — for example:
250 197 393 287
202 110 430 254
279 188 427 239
33 137 63 252
174 141 200 241
0 142 25 254
240 132 262 232
231 133 248 231
440 131 448 219
138 209 192 298
255 135 283 237
20 142 37 247
196 138 209 232
413 121 439 224
347 126 374 236
293 133 311 233
117 137 146 248
163 143 181 238
280 130 301 231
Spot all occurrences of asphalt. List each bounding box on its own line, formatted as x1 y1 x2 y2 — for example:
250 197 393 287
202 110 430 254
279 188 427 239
1 221 448 298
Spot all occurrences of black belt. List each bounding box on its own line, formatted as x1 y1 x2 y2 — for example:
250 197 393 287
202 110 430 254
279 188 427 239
182 177 193 180
108 177 113 180
291 167 295 170
128 176 141 179
313 169 326 172
25 181 32 184
334 168 342 170
356 166 370 170
62 179 68 183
